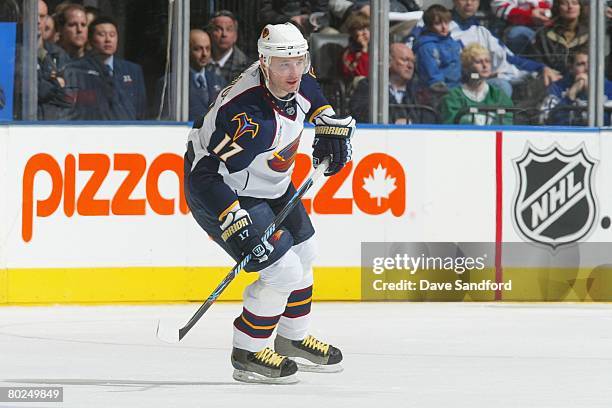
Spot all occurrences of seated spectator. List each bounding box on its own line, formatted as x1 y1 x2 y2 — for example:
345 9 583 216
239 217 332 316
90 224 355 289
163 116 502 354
528 0 588 75
441 43 514 124
37 0 71 120
340 13 369 83
446 0 560 99
331 0 421 32
260 0 330 35
414 5 462 94
490 0 553 54
206 10 251 83
154 29 226 120
350 43 436 123
543 48 612 125
56 4 88 60
65 16 146 120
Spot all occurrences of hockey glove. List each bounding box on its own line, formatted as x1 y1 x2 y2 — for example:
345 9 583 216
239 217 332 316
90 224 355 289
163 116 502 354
313 115 355 176
220 206 271 263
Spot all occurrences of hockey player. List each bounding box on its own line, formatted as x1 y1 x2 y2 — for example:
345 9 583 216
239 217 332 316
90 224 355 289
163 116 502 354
183 22 355 384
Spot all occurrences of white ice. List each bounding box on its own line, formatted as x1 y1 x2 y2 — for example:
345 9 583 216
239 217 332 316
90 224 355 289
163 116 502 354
0 303 611 408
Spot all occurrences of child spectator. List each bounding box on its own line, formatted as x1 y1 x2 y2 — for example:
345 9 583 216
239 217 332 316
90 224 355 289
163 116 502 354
340 13 370 82
441 43 514 124
413 5 462 94
543 48 612 125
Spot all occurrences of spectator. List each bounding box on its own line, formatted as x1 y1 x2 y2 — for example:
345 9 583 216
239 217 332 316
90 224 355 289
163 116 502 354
543 48 612 125
441 43 514 124
260 0 329 34
529 0 589 75
414 5 462 93
155 29 226 120
207 10 251 83
56 4 88 60
42 15 57 43
37 0 71 120
446 0 560 98
65 16 146 120
331 0 420 31
490 0 553 54
340 13 369 82
85 6 101 27
350 43 436 123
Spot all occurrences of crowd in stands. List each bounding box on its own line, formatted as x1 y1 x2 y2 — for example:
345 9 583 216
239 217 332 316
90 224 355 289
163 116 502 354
21 0 612 125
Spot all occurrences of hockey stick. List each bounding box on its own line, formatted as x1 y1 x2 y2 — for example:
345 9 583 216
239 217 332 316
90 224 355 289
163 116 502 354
156 157 330 343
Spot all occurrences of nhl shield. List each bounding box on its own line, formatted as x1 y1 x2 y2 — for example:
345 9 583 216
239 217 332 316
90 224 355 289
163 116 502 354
512 144 597 248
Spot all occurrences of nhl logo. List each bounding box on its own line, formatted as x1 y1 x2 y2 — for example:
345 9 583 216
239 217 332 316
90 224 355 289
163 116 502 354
512 143 597 249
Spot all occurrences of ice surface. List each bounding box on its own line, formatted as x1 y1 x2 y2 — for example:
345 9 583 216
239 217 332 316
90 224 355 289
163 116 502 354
0 303 611 408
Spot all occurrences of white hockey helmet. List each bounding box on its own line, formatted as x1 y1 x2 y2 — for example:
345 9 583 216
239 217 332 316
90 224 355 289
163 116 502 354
258 23 311 77
258 23 309 58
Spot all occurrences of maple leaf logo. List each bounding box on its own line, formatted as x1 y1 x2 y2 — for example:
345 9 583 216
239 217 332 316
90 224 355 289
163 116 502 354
362 164 397 206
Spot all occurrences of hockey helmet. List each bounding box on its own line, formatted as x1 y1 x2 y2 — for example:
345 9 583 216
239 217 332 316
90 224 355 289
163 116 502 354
258 23 310 75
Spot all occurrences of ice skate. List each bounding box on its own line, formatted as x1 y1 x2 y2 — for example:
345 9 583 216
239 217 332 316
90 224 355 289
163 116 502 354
231 347 299 384
274 334 343 373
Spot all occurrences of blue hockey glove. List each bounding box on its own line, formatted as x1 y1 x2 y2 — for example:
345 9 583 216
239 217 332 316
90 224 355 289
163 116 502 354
313 115 355 176
220 206 271 263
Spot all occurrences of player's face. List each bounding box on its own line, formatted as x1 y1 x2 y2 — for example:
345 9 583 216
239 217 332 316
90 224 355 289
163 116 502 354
91 23 118 57
266 56 306 97
61 9 87 49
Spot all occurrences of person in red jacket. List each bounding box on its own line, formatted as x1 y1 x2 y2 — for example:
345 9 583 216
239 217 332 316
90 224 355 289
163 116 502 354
340 13 369 82
490 0 553 54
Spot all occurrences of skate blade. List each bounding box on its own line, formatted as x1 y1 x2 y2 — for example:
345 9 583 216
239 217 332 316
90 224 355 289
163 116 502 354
296 359 344 373
232 369 299 384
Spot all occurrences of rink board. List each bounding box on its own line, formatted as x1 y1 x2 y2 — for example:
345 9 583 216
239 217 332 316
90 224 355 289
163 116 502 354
0 124 611 303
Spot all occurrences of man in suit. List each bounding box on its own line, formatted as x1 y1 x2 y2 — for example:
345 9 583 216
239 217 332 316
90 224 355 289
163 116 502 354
66 16 147 120
207 10 251 83
154 29 226 120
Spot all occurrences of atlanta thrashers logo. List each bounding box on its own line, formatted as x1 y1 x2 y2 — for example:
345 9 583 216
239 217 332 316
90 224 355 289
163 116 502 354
512 143 597 249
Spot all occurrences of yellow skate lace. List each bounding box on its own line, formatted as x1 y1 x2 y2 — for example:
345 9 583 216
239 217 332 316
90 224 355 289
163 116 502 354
302 335 330 355
253 347 285 368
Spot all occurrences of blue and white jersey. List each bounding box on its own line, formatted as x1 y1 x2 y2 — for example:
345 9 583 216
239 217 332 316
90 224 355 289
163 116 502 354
186 61 332 219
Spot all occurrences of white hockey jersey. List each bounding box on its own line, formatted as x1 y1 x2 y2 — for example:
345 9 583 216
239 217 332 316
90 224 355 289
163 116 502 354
186 62 332 218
